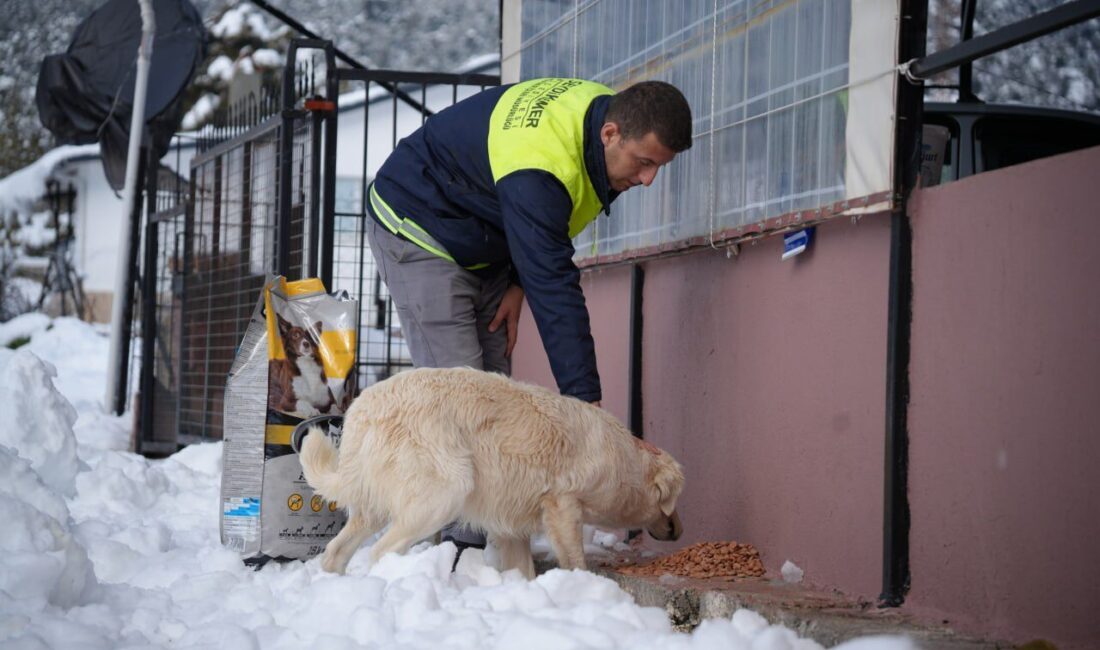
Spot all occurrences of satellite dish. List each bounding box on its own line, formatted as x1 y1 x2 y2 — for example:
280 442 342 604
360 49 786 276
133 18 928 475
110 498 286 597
35 0 207 190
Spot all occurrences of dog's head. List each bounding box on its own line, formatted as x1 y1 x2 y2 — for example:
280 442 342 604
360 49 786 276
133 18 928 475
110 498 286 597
640 442 684 541
277 314 322 360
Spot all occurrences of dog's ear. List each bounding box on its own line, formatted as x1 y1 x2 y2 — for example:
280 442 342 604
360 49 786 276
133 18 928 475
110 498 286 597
652 456 684 517
313 320 324 335
276 313 292 336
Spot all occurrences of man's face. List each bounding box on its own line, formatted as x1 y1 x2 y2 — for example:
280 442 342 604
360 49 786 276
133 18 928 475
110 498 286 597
601 122 678 193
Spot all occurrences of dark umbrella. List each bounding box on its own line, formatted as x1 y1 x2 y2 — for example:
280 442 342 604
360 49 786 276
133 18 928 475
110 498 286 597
36 0 207 190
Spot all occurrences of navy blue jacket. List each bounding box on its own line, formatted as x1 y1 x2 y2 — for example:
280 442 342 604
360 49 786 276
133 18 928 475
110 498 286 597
370 85 617 402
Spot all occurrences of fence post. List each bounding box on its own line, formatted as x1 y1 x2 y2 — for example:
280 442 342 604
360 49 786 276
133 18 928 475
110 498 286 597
308 109 322 279
137 208 160 455
277 42 299 277
112 151 151 416
320 42 337 290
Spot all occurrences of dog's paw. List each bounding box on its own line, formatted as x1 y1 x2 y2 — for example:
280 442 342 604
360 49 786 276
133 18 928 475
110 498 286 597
296 401 321 417
320 553 346 575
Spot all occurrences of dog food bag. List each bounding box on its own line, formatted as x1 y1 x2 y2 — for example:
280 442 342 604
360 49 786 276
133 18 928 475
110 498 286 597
220 275 356 563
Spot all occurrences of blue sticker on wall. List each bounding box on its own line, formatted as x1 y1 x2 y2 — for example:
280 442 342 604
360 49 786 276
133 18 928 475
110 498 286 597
782 227 815 260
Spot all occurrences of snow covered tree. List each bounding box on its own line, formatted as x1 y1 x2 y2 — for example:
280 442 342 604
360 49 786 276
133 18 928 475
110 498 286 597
181 2 290 130
0 0 100 178
927 0 1099 114
259 0 500 72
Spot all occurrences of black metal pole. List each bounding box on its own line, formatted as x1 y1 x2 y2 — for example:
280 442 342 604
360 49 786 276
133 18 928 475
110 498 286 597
881 0 926 608
277 45 298 277
308 109 323 279
627 263 644 438
958 0 978 102
320 43 338 290
46 180 63 316
137 204 160 456
249 0 433 118
112 150 150 415
907 0 1100 81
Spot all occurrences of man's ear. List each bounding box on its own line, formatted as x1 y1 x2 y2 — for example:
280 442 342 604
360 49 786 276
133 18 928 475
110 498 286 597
600 121 620 146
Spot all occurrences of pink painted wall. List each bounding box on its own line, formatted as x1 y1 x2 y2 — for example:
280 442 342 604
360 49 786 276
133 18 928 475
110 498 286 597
512 265 634 424
514 215 894 600
511 146 1100 645
904 145 1100 649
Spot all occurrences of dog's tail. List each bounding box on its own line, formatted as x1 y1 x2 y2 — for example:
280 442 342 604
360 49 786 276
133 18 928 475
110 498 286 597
299 426 343 501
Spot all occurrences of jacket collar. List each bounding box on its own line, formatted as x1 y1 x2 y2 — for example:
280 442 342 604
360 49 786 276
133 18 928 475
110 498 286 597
583 94 618 215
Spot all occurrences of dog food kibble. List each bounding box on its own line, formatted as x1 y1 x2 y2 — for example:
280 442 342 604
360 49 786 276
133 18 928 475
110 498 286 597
618 541 766 580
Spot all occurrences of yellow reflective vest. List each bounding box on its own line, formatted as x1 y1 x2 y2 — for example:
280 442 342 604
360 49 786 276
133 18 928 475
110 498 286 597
488 78 613 238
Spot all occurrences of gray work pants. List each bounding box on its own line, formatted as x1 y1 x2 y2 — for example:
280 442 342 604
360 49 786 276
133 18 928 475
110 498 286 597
366 217 510 547
367 218 511 376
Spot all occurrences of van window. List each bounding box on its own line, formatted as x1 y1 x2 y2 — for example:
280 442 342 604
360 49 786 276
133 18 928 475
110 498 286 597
975 116 1100 173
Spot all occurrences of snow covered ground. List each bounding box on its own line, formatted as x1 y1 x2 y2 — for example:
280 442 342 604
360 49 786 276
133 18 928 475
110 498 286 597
0 315 915 649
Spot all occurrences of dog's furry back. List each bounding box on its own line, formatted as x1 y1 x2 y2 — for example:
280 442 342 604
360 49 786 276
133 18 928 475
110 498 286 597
299 367 682 540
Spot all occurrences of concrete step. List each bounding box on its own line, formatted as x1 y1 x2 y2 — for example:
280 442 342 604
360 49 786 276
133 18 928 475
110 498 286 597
596 568 1006 649
537 550 1013 649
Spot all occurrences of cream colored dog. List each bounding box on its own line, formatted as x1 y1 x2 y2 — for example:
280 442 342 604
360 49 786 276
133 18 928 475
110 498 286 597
299 367 684 578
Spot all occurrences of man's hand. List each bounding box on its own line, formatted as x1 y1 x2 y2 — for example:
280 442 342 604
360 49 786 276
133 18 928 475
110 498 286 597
488 284 525 357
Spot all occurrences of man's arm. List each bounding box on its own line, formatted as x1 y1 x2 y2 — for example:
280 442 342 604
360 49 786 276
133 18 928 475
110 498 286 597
497 170 602 403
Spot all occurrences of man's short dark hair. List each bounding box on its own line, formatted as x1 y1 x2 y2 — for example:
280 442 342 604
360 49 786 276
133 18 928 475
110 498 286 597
606 81 693 152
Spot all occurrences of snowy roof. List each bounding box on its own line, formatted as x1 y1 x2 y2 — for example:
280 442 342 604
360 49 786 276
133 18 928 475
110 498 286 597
0 144 99 214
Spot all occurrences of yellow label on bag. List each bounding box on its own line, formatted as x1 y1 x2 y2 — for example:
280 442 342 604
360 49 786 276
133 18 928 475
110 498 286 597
265 278 288 360
318 330 357 380
286 278 325 296
265 424 295 446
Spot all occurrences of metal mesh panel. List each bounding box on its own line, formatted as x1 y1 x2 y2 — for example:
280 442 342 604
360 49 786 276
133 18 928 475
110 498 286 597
148 203 185 450
128 139 195 455
173 119 311 442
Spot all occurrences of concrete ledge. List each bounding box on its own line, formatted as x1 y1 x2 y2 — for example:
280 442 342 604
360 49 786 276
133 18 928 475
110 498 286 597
599 568 1013 648
535 551 1011 649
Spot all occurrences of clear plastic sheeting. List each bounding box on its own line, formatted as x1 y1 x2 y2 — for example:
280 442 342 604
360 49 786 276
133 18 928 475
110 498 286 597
515 0 898 259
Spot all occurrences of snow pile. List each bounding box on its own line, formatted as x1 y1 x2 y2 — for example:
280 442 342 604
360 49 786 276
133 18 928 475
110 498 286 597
17 317 115 417
0 311 51 347
0 352 81 496
782 560 805 584
0 351 96 613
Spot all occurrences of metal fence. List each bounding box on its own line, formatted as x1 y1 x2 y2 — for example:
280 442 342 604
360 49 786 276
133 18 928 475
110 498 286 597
132 44 325 453
130 39 500 453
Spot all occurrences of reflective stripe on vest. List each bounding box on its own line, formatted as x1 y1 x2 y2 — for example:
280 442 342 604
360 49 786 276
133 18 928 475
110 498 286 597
488 78 613 238
369 184 490 271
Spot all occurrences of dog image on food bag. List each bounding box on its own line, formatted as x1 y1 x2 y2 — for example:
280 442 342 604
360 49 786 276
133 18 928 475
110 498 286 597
299 367 684 579
268 313 336 417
